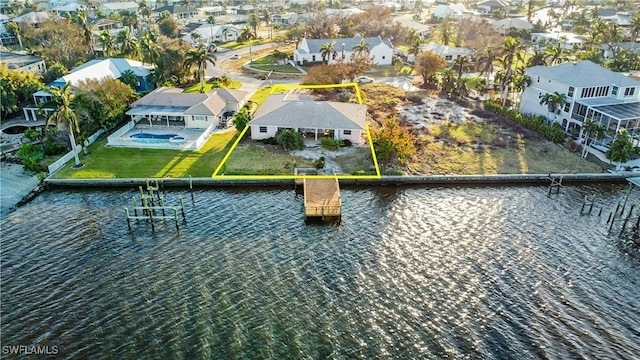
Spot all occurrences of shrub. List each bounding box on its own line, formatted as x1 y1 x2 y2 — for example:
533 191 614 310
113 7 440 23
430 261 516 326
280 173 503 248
313 156 325 169
405 92 424 103
43 138 67 156
566 140 583 153
321 137 342 150
260 137 279 145
340 139 352 147
21 153 45 172
484 100 565 143
275 129 304 150
23 128 41 141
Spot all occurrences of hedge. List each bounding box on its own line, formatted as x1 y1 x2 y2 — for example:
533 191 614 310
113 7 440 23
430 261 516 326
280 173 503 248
484 100 565 143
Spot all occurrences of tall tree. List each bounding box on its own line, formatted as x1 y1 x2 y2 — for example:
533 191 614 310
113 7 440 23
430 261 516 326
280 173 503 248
630 14 640 42
543 43 568 65
580 117 606 158
43 82 82 168
415 51 446 87
239 23 256 62
140 29 160 66
351 38 370 58
117 28 140 58
606 130 635 170
120 10 139 33
539 91 566 122
98 31 116 57
74 11 94 54
5 21 23 48
320 40 337 63
185 45 217 93
498 37 525 106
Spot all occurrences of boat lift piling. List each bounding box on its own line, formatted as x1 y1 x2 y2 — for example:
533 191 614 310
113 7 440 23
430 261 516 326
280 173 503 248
547 175 563 196
125 180 187 232
580 194 596 215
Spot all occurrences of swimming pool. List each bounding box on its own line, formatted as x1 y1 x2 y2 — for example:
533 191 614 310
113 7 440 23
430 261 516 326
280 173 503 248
130 133 185 144
130 133 178 140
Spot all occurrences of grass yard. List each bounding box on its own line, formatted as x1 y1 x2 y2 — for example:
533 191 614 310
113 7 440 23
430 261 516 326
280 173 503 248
52 130 238 179
250 64 302 73
183 81 241 93
217 143 314 175
369 65 415 77
218 38 269 50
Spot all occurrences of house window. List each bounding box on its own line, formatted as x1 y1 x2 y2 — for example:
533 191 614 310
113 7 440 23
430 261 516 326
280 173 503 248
537 76 540 83
193 115 206 121
563 102 570 113
568 86 574 97
445 55 453 61
259 126 267 133
624 87 636 96
343 130 351 135
382 56 386 60
312 55 316 62
612 86 619 96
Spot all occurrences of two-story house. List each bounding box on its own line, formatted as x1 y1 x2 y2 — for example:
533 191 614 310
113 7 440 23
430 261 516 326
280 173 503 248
519 60 640 150
293 35 394 66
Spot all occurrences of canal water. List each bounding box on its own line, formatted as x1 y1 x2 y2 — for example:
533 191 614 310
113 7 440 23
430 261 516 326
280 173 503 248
1 185 639 359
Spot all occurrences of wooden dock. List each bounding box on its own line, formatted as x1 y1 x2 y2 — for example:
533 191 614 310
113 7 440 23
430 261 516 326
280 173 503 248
303 177 341 219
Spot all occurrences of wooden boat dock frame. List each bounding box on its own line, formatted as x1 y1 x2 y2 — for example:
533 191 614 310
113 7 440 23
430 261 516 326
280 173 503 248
302 177 342 221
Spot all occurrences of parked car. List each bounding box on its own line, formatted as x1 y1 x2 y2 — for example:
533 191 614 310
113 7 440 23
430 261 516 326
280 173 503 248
223 110 236 118
357 76 374 84
231 54 240 59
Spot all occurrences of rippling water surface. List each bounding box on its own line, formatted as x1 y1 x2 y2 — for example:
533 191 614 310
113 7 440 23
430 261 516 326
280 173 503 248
2 185 640 359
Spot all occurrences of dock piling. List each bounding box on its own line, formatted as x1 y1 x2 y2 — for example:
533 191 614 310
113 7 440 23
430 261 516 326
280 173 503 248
125 208 131 230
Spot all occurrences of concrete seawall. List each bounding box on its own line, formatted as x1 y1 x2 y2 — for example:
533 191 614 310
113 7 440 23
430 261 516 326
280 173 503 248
45 173 632 189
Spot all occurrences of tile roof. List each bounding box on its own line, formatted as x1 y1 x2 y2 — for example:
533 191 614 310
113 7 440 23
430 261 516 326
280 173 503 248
525 60 640 87
130 87 238 116
250 94 366 130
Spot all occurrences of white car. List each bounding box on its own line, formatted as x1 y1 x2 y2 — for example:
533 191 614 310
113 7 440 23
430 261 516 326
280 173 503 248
357 76 374 84
231 54 241 59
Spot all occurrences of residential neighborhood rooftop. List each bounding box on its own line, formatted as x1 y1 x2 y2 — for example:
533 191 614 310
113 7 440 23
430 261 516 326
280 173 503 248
301 35 393 55
251 94 366 130
0 51 45 70
526 60 640 88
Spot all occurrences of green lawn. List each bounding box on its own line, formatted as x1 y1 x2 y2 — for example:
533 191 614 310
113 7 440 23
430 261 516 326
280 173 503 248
250 64 301 73
183 81 241 93
52 130 238 179
218 38 269 50
251 54 278 65
218 144 314 175
369 65 415 77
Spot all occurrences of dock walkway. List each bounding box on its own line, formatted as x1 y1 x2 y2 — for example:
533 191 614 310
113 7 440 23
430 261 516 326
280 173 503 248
303 178 341 218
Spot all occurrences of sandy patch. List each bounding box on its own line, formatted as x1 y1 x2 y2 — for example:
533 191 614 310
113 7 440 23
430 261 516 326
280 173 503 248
289 146 361 174
398 97 484 130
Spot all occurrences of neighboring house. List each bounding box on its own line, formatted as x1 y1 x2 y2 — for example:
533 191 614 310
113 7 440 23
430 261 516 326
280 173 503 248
475 0 510 14
0 52 47 73
53 2 83 15
415 42 474 64
125 87 248 129
491 17 533 35
531 32 585 50
271 12 309 26
200 6 224 17
13 11 58 26
153 4 199 20
181 24 241 45
431 4 470 19
249 93 366 146
293 35 394 66
595 42 640 60
25 58 154 121
100 2 138 16
518 60 640 151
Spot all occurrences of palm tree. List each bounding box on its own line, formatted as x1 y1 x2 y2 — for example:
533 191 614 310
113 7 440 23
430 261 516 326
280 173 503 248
606 130 635 171
138 1 152 23
120 10 139 34
261 8 271 38
98 31 116 57
539 91 567 123
185 45 217 93
5 22 22 49
117 28 140 58
43 82 82 168
440 67 457 96
527 49 546 67
239 23 256 62
218 74 233 88
408 37 422 62
498 37 525 106
272 49 289 64
75 11 94 53
140 29 160 66
351 38 370 58
630 14 640 42
543 43 568 65
580 118 606 158
190 31 202 45
511 68 531 104
476 45 496 88
248 12 259 35
320 40 337 64
453 55 469 83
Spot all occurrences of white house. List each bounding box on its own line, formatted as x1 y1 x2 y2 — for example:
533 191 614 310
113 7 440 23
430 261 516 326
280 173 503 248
126 87 248 129
431 3 471 19
475 0 511 14
0 51 46 73
100 2 138 16
415 42 474 64
293 35 394 66
491 17 533 35
519 60 640 150
530 31 585 50
249 93 366 146
181 24 241 45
